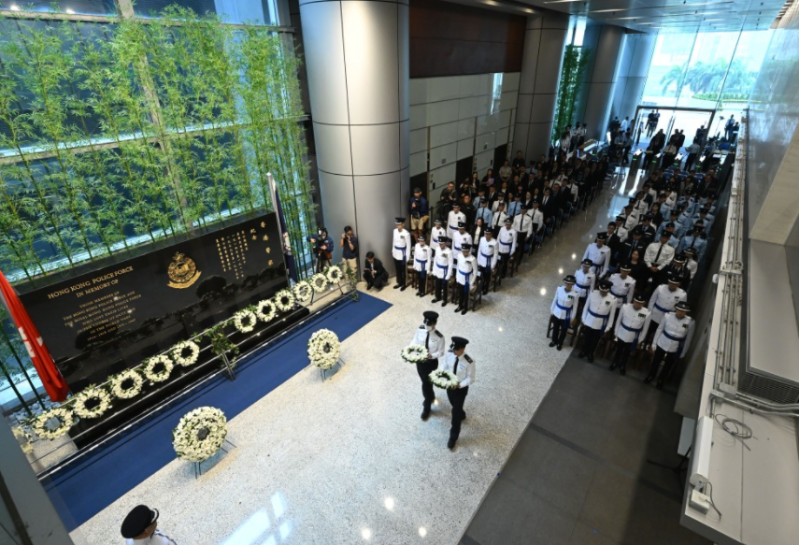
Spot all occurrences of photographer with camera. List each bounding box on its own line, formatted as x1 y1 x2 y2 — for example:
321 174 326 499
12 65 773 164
306 226 333 273
340 225 359 279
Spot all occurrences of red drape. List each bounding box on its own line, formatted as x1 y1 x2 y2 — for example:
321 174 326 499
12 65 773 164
0 269 69 402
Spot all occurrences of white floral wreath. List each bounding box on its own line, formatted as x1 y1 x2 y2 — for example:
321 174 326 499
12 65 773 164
172 340 201 367
429 369 460 390
307 328 340 370
292 281 313 303
401 344 429 364
31 407 75 441
255 299 277 322
172 406 228 463
274 289 296 312
326 265 343 284
233 309 257 333
72 385 113 420
143 354 174 383
110 369 144 400
310 273 328 293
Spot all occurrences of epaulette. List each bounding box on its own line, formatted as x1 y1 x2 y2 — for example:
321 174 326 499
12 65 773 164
419 325 425 329
464 354 473 363
434 330 443 338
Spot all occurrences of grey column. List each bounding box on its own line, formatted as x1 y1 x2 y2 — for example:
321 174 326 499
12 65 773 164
611 33 657 122
582 25 625 141
513 12 569 161
299 0 410 266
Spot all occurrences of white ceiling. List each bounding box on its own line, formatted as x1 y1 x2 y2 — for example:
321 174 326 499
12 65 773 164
444 0 786 33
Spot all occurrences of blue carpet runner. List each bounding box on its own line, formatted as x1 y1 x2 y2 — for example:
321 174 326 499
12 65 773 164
43 292 391 531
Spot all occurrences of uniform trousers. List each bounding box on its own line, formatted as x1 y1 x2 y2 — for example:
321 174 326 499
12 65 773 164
434 276 449 304
393 258 406 287
479 265 492 294
497 252 511 279
647 346 680 381
446 386 469 441
612 340 636 369
416 271 428 294
582 325 604 358
644 320 660 345
457 281 471 310
416 358 438 409
550 316 570 346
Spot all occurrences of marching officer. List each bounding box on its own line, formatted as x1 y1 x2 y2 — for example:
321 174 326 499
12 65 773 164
645 273 687 344
549 274 580 351
431 237 453 307
579 279 618 363
610 293 651 374
575 258 596 307
496 217 517 283
440 336 476 450
608 264 636 305
412 235 432 297
454 243 477 315
476 228 498 295
410 311 446 420
645 301 695 389
582 233 611 277
392 217 412 291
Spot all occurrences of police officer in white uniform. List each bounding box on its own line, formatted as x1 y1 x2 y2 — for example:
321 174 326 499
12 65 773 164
454 243 477 315
121 505 177 545
451 221 472 254
579 279 618 363
645 301 695 389
476 229 498 295
583 232 611 277
412 235 432 297
447 203 466 238
608 264 635 305
439 336 475 450
411 311 446 420
430 218 446 255
431 236 453 307
575 258 596 307
392 217 412 291
549 274 580 350
610 293 651 374
646 274 687 344
496 217 517 283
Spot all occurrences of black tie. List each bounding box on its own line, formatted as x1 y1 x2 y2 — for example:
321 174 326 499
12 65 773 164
689 237 696 249
454 356 459 374
425 332 430 350
654 244 663 263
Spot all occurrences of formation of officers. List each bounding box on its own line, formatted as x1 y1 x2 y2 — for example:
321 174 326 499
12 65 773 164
410 311 474 451
549 163 721 389
391 152 612 315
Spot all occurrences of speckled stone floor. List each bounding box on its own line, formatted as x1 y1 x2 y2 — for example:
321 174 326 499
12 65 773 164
69 171 643 545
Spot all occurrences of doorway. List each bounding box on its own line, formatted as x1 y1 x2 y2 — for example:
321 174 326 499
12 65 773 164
633 106 715 155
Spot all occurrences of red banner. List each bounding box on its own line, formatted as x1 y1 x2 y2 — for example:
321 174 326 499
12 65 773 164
0 269 69 402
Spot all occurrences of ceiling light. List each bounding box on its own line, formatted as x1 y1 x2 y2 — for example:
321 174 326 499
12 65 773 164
589 1 733 13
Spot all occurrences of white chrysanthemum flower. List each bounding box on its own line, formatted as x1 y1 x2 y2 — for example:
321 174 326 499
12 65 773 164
233 309 257 334
429 369 460 390
143 354 174 383
31 407 75 441
325 266 343 285
274 289 296 312
172 340 201 367
110 369 144 399
401 344 429 364
307 329 340 370
172 406 227 462
292 281 313 303
255 299 277 322
72 385 113 420
310 273 328 293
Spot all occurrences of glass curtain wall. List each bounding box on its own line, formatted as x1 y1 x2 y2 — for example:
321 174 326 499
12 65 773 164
0 0 315 415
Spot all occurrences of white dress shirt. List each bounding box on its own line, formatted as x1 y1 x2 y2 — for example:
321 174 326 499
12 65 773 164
126 530 177 545
411 326 446 360
441 350 476 388
648 284 687 323
412 244 432 273
653 312 695 357
432 248 453 280
477 237 499 269
582 243 611 276
614 303 652 344
581 291 618 332
608 273 635 304
491 210 509 229
491 199 506 214
550 285 580 320
454 253 477 288
391 229 412 261
430 226 446 246
512 213 533 239
451 230 472 253
497 226 517 255
527 208 544 231
615 226 628 243
447 210 466 234
643 241 675 269
574 268 595 297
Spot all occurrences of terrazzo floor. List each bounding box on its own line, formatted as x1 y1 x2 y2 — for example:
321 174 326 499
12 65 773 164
69 168 645 545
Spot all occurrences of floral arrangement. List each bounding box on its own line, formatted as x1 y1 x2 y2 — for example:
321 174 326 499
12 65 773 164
143 354 174 384
307 329 341 370
274 289 296 312
110 369 144 400
12 426 33 454
429 369 460 390
233 309 257 333
72 385 113 420
292 281 313 303
172 406 228 463
401 344 429 364
31 407 75 441
255 299 277 322
325 265 343 285
310 273 328 293
172 340 201 367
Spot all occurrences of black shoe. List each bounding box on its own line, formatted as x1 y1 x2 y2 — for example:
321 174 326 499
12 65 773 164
431 298 440 303
400 285 407 291
578 352 586 359
442 302 447 308
549 341 556 348
620 367 626 376
656 379 664 390
416 291 423 297
447 438 456 450
556 344 563 351
643 375 654 384
461 309 467 316
393 284 401 289
609 363 617 371
367 286 373 291
421 409 430 421
454 306 462 313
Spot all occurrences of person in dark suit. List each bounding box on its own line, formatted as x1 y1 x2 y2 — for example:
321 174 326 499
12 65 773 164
363 251 388 290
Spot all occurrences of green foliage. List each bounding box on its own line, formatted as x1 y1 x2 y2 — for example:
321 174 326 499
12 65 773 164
203 323 239 357
552 45 591 143
660 59 757 100
0 9 315 285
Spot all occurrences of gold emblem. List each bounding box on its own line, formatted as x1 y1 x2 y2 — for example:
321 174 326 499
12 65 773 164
167 252 202 289
266 247 271 254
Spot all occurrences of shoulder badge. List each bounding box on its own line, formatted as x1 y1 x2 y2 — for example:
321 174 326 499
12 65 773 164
419 325 425 329
682 324 688 329
435 330 443 338
464 354 474 363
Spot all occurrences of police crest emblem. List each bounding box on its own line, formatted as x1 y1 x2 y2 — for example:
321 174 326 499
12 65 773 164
167 252 202 289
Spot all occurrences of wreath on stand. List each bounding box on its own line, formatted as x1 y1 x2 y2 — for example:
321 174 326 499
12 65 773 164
110 369 144 400
274 289 296 312
31 407 75 441
310 273 328 293
72 385 113 420
255 299 277 322
143 354 174 384
292 281 313 303
429 369 460 390
401 344 429 364
307 329 341 370
172 406 228 463
233 309 257 333
172 340 201 367
325 265 343 285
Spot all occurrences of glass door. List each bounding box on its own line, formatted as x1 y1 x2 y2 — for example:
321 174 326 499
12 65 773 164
633 106 715 164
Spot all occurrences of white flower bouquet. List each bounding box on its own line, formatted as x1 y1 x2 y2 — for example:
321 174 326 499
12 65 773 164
429 369 460 390
292 281 313 303
307 329 341 370
401 344 429 364
72 385 113 420
310 273 328 293
255 299 277 322
143 354 174 383
172 406 228 463
110 369 144 400
172 340 201 367
274 289 296 312
31 407 75 441
233 309 257 334
325 265 343 285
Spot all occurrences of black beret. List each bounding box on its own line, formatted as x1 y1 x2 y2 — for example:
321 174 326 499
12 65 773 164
121 505 156 539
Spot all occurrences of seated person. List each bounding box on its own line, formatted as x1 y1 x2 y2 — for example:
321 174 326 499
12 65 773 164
363 251 388 291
